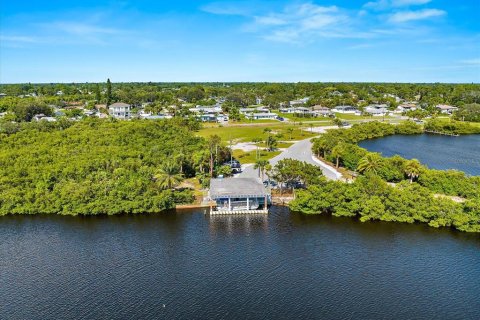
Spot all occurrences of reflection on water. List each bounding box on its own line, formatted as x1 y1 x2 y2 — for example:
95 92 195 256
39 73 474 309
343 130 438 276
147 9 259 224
208 213 269 236
359 134 480 175
1 207 479 320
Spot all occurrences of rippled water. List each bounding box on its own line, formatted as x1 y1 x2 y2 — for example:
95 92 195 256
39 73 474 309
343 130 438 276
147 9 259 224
359 134 480 175
1 208 479 319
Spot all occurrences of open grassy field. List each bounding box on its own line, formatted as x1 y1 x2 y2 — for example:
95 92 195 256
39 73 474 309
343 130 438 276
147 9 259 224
197 123 318 142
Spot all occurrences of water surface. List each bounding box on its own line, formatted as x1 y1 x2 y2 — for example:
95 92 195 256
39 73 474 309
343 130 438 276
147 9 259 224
1 208 479 319
359 134 480 175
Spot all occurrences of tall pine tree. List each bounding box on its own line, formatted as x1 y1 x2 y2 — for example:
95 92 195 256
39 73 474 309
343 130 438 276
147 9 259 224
106 78 112 106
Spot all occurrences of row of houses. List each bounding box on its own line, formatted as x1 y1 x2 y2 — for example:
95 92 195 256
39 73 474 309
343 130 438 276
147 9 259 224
103 101 462 121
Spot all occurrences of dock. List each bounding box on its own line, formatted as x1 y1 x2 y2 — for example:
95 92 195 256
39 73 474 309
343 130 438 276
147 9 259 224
209 208 268 215
207 177 271 215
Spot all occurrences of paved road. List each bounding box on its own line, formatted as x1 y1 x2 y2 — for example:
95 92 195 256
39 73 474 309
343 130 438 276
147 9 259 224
237 138 342 181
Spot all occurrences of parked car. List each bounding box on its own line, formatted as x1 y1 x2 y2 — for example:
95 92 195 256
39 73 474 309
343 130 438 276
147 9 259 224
223 160 242 173
263 180 278 188
276 116 285 121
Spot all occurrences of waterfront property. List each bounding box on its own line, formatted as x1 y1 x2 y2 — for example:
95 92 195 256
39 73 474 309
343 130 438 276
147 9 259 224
209 178 271 214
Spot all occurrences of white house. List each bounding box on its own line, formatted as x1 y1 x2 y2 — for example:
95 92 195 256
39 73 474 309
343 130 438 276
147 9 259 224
364 104 389 116
332 106 361 115
239 108 256 115
279 107 295 113
395 103 417 113
108 102 132 119
435 104 458 114
312 105 332 116
189 105 222 114
245 113 278 120
289 97 310 106
364 107 389 116
33 114 57 122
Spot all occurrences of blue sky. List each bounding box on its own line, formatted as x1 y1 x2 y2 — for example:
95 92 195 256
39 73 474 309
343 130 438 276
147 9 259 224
1 0 479 83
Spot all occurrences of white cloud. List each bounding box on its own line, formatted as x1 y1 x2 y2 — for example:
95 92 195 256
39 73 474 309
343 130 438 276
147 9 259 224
202 1 448 43
254 16 287 26
364 0 431 10
244 3 352 43
393 0 431 6
201 2 251 15
459 58 480 65
49 22 121 36
389 9 446 23
0 35 41 43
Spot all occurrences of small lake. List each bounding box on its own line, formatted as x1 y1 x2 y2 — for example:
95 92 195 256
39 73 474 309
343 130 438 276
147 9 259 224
1 208 479 319
359 134 480 175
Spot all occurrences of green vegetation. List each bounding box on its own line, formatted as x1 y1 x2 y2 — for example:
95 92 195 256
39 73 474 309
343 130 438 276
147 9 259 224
290 176 479 232
302 121 480 232
268 159 324 193
425 118 480 134
0 119 233 216
197 124 315 142
453 103 480 122
233 149 281 164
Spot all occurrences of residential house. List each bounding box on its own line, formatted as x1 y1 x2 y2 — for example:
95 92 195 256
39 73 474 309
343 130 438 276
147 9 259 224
435 104 458 114
245 113 278 120
289 97 309 107
279 107 295 113
395 103 417 113
332 106 361 115
364 105 389 116
33 114 57 122
312 105 332 117
108 102 132 119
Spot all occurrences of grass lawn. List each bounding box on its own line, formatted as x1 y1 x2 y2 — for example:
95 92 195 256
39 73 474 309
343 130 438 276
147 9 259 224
197 123 317 142
233 149 281 164
334 112 396 121
231 119 280 124
276 112 325 123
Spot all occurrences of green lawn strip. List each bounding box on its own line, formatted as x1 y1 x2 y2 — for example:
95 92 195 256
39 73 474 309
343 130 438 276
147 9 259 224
233 149 281 164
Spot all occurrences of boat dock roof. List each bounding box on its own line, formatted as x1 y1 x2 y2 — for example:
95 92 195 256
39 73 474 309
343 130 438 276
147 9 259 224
209 178 270 199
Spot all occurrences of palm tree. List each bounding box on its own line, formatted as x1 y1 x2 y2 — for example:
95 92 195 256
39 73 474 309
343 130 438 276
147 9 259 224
404 159 422 183
252 137 262 159
286 128 294 140
331 143 347 168
357 153 384 175
254 159 269 181
154 162 183 190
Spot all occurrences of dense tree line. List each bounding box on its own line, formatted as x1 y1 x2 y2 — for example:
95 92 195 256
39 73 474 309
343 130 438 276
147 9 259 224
453 103 480 122
290 175 479 232
1 82 479 112
302 121 480 232
0 119 230 216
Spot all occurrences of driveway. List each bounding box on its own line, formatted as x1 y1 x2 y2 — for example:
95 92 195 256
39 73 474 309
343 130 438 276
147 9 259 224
237 137 342 181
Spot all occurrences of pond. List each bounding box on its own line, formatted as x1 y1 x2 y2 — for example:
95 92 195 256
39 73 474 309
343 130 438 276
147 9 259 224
1 207 479 319
359 134 480 175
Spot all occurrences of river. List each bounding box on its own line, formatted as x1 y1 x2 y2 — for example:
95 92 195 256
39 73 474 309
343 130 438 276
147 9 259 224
359 134 480 176
1 207 479 319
